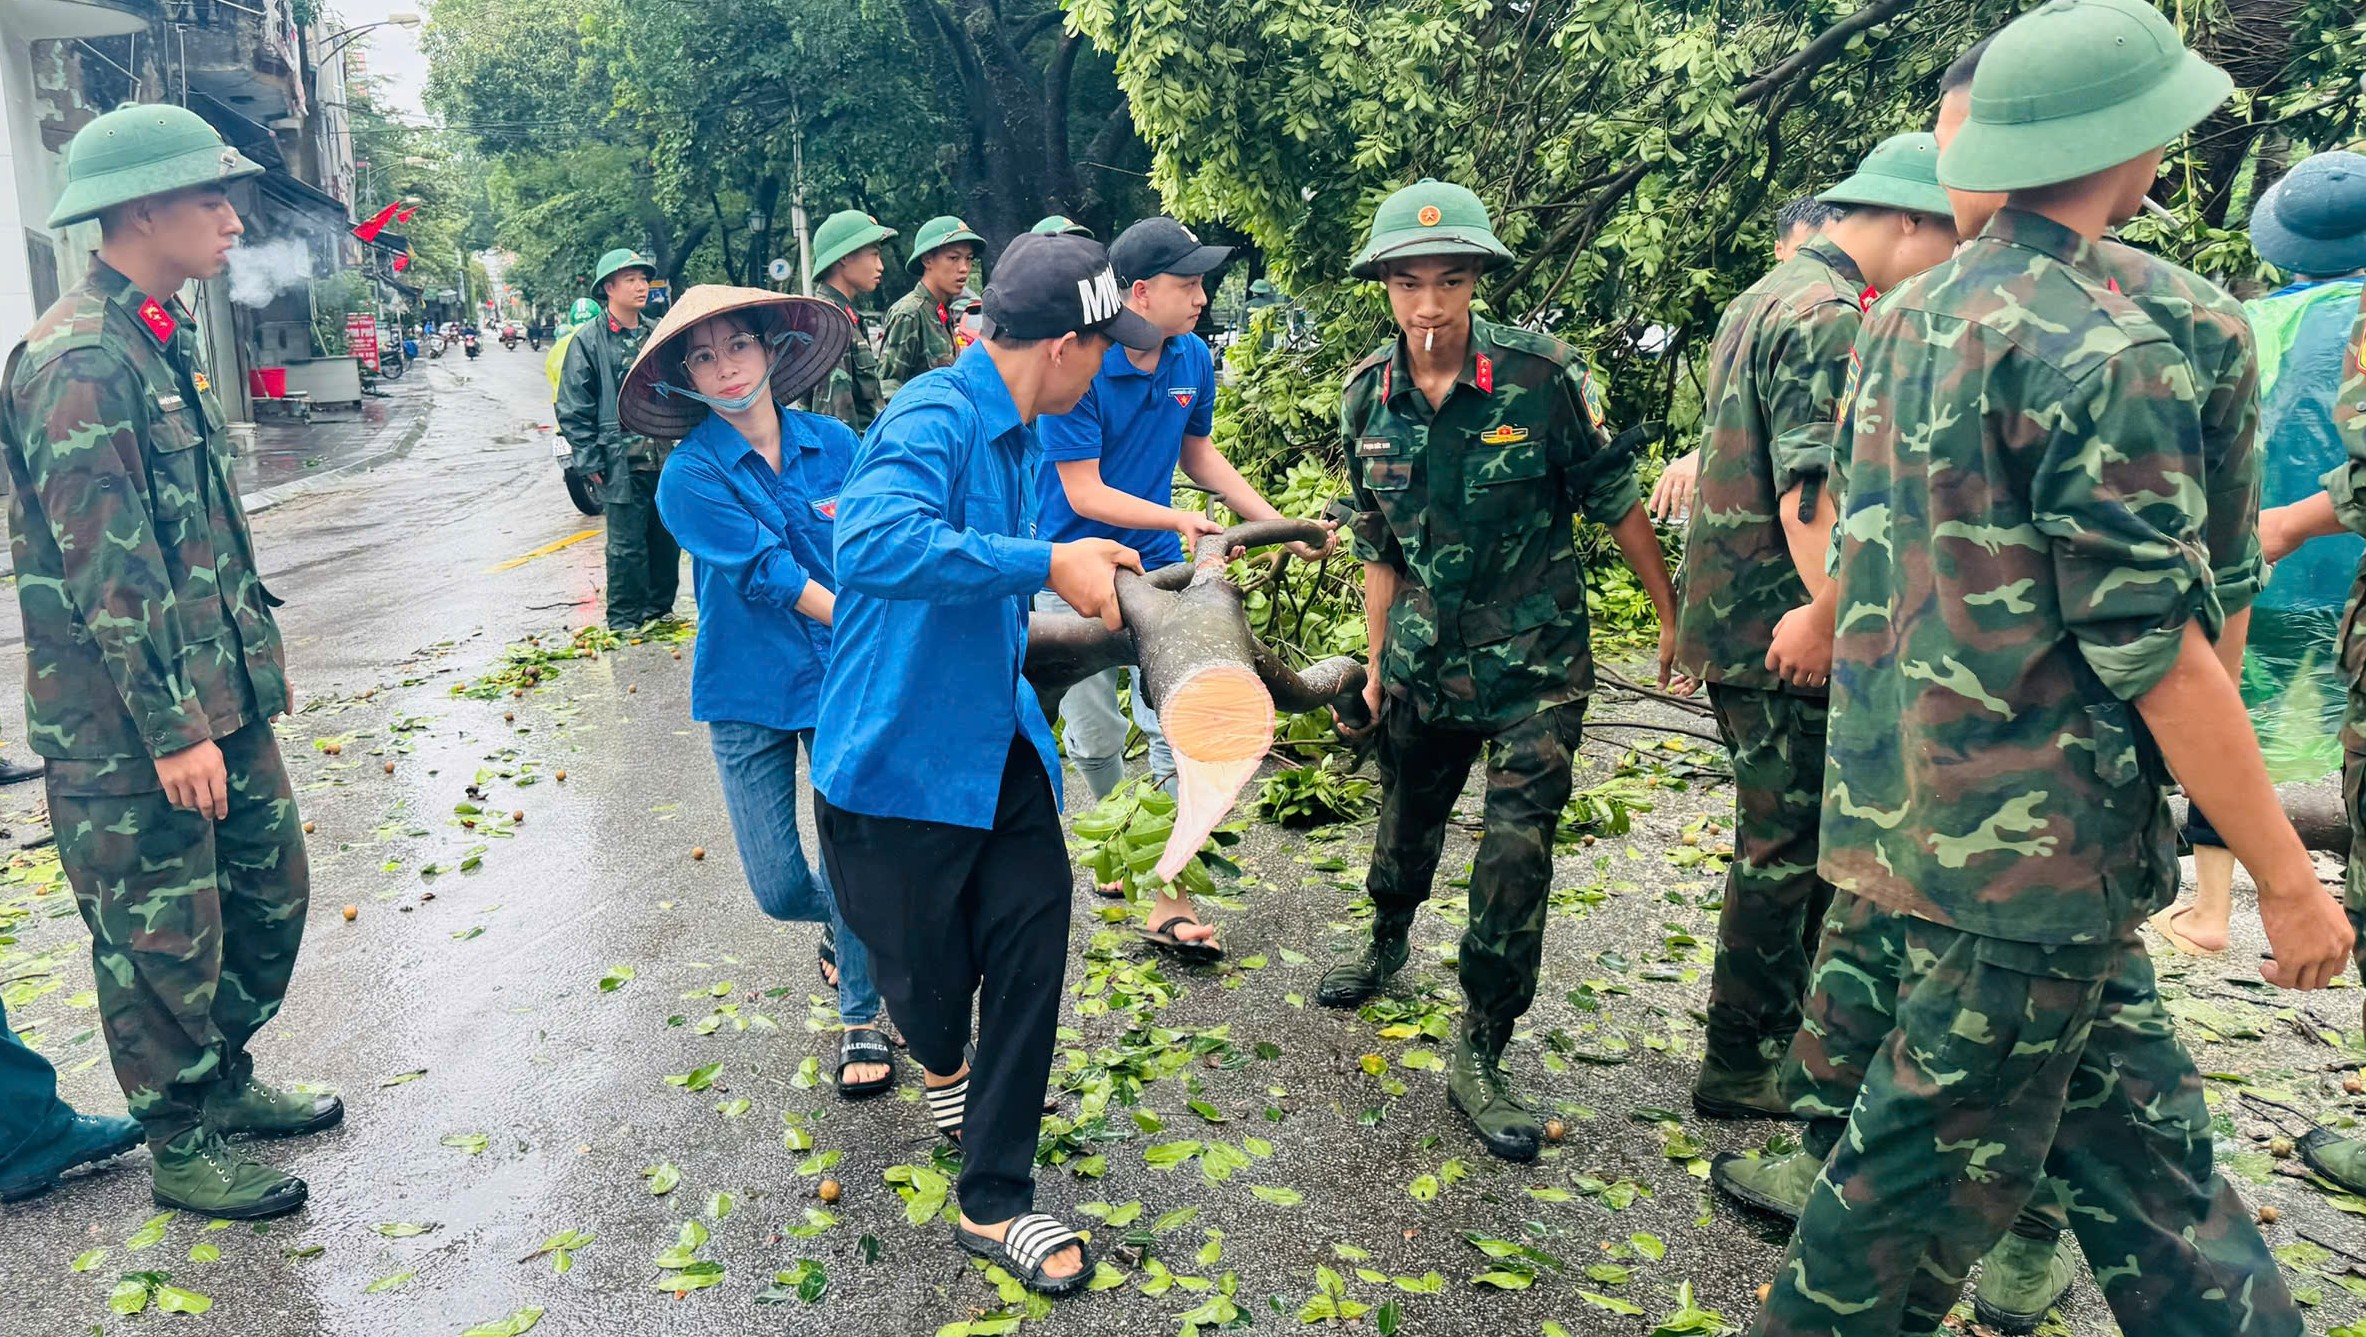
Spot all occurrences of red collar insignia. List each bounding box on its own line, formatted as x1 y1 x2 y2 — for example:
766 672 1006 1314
937 304 951 328
1857 284 1879 313
1474 353 1493 395
607 315 625 333
1382 363 1392 400
136 297 177 345
2106 277 2122 295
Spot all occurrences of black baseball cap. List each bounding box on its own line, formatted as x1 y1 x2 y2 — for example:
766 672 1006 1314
1109 217 1233 285
980 234 1162 349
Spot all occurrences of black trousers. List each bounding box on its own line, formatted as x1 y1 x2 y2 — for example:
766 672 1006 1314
816 738 1071 1223
604 469 680 629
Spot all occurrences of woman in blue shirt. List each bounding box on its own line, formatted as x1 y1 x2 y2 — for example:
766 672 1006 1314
623 285 895 1098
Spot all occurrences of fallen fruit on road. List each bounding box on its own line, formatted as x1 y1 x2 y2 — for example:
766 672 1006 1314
817 1179 841 1203
302 821 316 834
555 769 567 781
691 847 706 861
342 905 358 922
2258 1205 2280 1224
513 811 526 823
1544 1120 1566 1143
384 761 397 774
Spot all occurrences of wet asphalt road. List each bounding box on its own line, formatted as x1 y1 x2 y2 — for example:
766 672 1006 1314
1 344 2363 1337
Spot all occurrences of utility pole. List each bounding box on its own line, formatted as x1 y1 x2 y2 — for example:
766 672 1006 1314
791 95 812 296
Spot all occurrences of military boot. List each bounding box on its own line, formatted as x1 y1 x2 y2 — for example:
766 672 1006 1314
1445 1030 1542 1162
1690 1040 1793 1121
1315 913 1412 1008
1972 1231 2077 1334
1709 1148 1820 1220
150 1127 306 1219
203 1072 344 1140
2299 1129 2366 1196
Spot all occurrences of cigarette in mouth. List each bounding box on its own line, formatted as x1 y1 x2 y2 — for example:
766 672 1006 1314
1424 329 1434 353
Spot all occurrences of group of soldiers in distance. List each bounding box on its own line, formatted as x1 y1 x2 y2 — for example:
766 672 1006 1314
4 0 2366 1331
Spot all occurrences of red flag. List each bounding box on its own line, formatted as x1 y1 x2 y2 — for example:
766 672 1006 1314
392 253 411 273
394 205 417 223
353 201 401 243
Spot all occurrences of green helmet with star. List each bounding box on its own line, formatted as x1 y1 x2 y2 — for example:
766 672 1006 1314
1349 179 1514 281
48 103 264 229
905 216 987 274
811 209 898 277
590 247 657 294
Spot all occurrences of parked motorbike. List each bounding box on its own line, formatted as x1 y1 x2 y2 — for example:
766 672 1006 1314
427 334 445 359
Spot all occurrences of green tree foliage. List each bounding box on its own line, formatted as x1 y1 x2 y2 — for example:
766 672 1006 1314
422 0 1153 300
1085 0 2363 654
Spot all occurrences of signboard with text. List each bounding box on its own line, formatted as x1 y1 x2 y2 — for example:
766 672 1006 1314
345 313 380 372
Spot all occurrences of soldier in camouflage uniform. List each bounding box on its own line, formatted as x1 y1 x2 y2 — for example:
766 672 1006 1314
1723 35 2276 1331
1743 6 2352 1334
2 104 343 1221
557 246 680 630
880 216 984 395
807 209 897 432
1672 132 1957 1122
1315 180 1682 1162
2255 217 2366 1203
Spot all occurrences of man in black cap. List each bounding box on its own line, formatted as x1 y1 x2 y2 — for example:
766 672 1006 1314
1034 218 1330 955
814 233 1155 1299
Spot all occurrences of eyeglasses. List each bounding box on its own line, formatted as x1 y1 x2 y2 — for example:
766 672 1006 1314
684 332 766 373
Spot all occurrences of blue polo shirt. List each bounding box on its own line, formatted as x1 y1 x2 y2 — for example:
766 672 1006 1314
654 405 855 732
1036 333 1217 571
813 345 1061 828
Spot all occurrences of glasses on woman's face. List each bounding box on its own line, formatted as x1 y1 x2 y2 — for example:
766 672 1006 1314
684 331 766 374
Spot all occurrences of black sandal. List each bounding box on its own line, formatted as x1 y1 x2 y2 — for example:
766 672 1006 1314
836 1027 896 1100
1139 911 1224 962
817 927 838 988
956 1213 1093 1296
925 1073 967 1143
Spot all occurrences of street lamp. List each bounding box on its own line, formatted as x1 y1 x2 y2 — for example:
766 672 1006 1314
316 12 421 65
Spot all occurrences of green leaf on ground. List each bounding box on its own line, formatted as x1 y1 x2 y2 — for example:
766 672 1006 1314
643 1162 681 1195
1579 1291 1644 1316
461 1305 546 1336
363 1270 416 1294
441 1133 490 1155
124 1213 171 1250
379 1070 428 1087
666 1061 724 1092
598 966 635 992
71 1249 107 1272
373 1222 435 1239
1251 1185 1304 1206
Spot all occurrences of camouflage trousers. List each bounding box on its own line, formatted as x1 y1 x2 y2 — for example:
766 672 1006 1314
1703 684 1833 1064
46 723 311 1146
2338 672 2366 953
1756 895 2298 1337
1368 701 1583 1052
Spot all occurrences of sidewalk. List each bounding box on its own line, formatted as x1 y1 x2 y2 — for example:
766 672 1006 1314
237 373 433 513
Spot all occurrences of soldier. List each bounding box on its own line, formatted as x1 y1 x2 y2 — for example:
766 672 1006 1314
1672 133 1957 1122
1731 34 2273 1332
2253 183 2366 1202
1032 215 1093 237
2 103 341 1220
1316 180 1682 1161
1745 6 2351 1334
807 209 897 432
0 994 141 1202
880 215 986 395
557 247 681 630
1771 196 1838 264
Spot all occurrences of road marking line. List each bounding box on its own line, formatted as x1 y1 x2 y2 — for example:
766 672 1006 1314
486 529 600 573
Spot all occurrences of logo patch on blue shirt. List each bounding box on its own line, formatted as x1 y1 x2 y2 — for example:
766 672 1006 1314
813 497 839 520
1170 388 1195 408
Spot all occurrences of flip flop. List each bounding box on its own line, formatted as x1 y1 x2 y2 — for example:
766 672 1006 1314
1140 912 1224 962
956 1213 1094 1296
818 926 838 987
2146 905 2226 958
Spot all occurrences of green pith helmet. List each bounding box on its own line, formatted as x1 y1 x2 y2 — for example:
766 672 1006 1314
1937 0 2231 193
905 216 986 274
1820 132 1954 216
1350 179 1514 280
812 209 898 277
567 297 601 325
1031 215 1093 237
47 103 264 228
590 247 657 294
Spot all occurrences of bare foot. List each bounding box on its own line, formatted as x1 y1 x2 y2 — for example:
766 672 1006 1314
2150 903 2229 954
820 956 840 990
841 1026 890 1087
961 1212 1086 1280
1149 891 1218 945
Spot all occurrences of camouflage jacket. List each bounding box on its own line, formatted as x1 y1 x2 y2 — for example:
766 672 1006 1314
810 281 885 432
878 282 958 397
0 261 287 789
1672 237 1865 694
554 312 664 505
2092 241 2263 616
2323 291 2366 683
1345 316 1640 730
1822 208 2214 946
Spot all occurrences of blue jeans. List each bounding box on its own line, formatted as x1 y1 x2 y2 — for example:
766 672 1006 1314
0 995 73 1168
708 720 880 1027
1033 589 1174 800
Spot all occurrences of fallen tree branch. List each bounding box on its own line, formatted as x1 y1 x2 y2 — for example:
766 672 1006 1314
1596 665 1715 717
1588 718 1729 747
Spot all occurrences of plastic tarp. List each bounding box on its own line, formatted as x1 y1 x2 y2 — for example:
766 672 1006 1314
2241 279 2364 782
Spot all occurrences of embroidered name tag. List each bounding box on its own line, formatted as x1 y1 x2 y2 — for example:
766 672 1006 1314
1356 437 1395 456
156 393 185 413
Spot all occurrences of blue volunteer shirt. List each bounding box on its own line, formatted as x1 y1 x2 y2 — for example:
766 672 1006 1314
653 404 856 732
814 345 1061 828
1036 333 1217 570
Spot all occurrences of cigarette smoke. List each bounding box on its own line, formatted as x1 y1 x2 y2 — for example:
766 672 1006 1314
226 238 316 307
